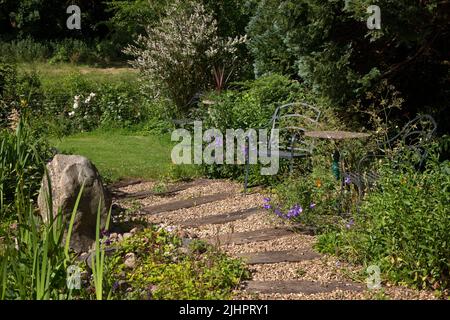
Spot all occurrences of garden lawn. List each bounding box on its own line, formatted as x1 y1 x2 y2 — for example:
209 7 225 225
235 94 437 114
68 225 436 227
51 130 198 182
18 62 138 87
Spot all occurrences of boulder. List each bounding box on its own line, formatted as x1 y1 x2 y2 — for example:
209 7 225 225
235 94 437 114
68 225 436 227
38 154 111 253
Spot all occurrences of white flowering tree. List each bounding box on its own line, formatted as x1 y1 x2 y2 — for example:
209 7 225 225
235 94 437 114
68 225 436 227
124 0 246 113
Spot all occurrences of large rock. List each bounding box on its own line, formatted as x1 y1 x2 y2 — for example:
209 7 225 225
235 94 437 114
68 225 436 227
38 154 111 253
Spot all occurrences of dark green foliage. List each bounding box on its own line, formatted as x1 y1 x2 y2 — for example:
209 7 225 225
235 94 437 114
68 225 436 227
247 0 449 130
0 62 44 128
0 38 126 65
0 0 110 40
105 0 169 43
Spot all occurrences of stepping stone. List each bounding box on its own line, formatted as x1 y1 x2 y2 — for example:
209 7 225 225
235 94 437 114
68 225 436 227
140 192 234 215
109 179 142 189
243 280 364 295
112 179 210 200
236 250 321 265
180 207 264 227
205 227 294 246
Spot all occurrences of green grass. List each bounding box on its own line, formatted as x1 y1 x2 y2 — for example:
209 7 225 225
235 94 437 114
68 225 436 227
51 130 199 183
18 62 138 88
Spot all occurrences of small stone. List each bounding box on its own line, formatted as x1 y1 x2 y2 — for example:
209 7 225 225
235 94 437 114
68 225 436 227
110 233 118 240
118 234 123 242
124 253 136 269
130 227 138 235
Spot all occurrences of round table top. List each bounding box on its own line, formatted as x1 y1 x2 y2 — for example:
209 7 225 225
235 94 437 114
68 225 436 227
304 130 371 140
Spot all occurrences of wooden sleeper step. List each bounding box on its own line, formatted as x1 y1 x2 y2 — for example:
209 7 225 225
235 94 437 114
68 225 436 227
236 249 321 265
205 227 294 246
140 192 234 215
243 280 364 295
180 207 264 227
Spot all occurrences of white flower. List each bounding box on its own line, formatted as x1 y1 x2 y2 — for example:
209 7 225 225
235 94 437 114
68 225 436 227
85 93 96 104
73 102 79 109
68 111 75 117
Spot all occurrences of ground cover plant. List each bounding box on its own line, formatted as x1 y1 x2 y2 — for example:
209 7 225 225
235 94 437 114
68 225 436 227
104 229 250 300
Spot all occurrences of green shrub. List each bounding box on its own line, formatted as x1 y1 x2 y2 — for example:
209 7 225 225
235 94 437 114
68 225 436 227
28 72 149 135
195 73 333 185
317 147 450 291
1 62 45 129
0 38 51 63
105 227 250 300
0 38 124 65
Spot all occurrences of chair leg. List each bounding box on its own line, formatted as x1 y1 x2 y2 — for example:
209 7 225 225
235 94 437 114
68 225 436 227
244 148 250 193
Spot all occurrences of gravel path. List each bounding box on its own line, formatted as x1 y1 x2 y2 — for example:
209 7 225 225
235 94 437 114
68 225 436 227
115 178 440 300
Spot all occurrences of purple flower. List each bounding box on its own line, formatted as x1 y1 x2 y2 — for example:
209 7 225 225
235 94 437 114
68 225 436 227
346 219 355 229
263 204 272 210
309 203 316 209
286 204 302 219
263 197 271 203
274 208 283 217
101 229 109 237
345 176 351 185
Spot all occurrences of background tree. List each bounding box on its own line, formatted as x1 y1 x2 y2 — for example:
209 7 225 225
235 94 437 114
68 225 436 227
246 0 449 131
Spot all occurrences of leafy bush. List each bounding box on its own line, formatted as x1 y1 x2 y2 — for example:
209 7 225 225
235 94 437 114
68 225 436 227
316 147 450 291
194 73 334 185
0 38 124 65
0 38 51 63
23 71 149 135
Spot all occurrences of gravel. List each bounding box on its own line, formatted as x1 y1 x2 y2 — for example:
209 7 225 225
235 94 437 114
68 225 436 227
114 178 442 301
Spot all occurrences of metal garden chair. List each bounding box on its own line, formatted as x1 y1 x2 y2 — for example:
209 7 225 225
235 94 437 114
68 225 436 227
343 114 437 204
244 102 322 192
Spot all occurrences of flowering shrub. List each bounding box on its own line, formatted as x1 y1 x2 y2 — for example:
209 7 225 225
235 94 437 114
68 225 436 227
67 92 100 131
124 0 246 112
30 74 148 135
